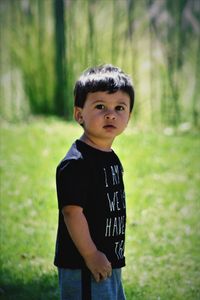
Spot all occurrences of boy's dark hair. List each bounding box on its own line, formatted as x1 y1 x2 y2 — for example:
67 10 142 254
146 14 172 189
74 64 135 112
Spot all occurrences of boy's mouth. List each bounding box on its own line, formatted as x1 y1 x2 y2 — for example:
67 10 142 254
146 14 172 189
103 124 116 129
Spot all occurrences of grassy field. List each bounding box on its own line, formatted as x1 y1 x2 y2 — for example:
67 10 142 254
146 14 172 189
0 118 200 300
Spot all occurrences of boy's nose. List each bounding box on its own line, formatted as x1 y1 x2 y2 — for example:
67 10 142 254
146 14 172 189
105 111 116 120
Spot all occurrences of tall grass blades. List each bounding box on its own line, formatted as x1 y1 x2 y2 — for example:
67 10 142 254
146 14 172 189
0 0 199 125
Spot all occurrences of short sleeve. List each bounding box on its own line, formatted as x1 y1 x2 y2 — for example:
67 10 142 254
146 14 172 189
56 159 88 210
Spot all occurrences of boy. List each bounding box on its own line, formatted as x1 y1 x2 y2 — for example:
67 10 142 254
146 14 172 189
54 64 135 300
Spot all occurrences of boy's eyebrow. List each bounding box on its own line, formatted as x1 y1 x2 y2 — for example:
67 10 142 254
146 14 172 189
118 101 128 107
92 99 106 103
92 99 128 106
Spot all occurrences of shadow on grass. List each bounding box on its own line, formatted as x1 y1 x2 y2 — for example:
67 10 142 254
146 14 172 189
0 270 60 300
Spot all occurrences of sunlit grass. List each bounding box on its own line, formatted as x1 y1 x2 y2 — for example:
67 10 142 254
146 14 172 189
0 117 199 299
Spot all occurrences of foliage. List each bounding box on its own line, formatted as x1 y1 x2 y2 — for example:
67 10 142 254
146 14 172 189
0 0 55 119
0 118 200 299
0 0 199 125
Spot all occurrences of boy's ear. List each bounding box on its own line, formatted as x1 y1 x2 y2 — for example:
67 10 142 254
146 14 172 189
74 106 83 125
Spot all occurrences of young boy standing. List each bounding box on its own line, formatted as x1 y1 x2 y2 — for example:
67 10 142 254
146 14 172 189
54 64 135 300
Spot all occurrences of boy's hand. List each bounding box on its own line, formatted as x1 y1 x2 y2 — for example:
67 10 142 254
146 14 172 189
84 250 112 282
62 205 112 282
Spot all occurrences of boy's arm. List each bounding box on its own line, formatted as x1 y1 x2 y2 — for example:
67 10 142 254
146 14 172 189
62 205 112 282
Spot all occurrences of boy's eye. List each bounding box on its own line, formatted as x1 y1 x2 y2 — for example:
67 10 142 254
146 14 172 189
116 106 125 111
95 104 105 110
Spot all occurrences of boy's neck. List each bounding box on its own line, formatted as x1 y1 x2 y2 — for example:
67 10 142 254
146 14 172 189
79 134 113 152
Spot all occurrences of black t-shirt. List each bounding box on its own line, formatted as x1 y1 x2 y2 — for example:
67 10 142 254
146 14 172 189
54 140 126 269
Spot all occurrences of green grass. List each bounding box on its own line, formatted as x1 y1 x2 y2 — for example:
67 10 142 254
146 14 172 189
0 117 200 300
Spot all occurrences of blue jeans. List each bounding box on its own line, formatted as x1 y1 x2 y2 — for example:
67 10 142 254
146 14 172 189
58 268 126 300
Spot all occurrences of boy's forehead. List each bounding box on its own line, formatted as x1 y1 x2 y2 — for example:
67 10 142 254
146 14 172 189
86 90 130 100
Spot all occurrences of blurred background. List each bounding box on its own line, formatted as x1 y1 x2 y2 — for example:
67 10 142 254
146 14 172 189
0 0 199 127
0 1 200 299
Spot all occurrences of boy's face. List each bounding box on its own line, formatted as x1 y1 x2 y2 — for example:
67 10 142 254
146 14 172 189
74 90 131 150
